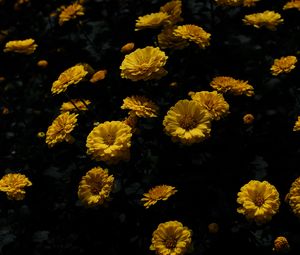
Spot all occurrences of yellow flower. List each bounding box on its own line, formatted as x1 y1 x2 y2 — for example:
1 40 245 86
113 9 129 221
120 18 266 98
285 176 300 217
37 59 48 68
46 112 78 148
160 0 183 25
51 64 88 95
78 167 114 207
210 76 254 96
214 0 243 6
173 24 211 49
158 26 189 50
89 69 107 83
243 11 283 31
135 12 170 31
270 56 297 76
150 221 192 255
123 112 139 134
86 121 132 164
163 99 211 145
243 113 255 124
0 173 32 200
243 0 261 7
273 236 290 253
3 38 37 55
141 185 177 209
293 116 300 131
283 0 300 11
237 180 280 224
188 91 229 120
121 95 159 118
120 46 168 81
120 42 135 53
59 3 84 26
60 99 91 112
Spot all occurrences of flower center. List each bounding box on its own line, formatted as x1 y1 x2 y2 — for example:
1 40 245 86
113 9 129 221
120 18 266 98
179 115 198 130
254 195 264 207
165 237 177 249
104 134 115 145
90 182 103 194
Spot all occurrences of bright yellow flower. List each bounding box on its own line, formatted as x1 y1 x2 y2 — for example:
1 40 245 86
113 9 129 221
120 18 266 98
46 112 78 148
293 116 300 131
3 38 37 55
210 76 254 96
237 180 280 224
60 99 91 112
214 0 243 6
89 69 107 83
158 26 189 50
0 173 32 200
141 185 177 209
243 113 255 124
120 42 135 53
173 24 211 49
163 99 211 145
283 0 300 11
135 12 170 31
86 121 132 164
78 167 114 207
150 221 192 255
285 176 300 217
273 236 290 253
121 95 159 118
59 3 84 26
160 0 183 25
188 91 229 120
120 46 168 81
243 11 283 31
270 56 297 76
51 64 88 95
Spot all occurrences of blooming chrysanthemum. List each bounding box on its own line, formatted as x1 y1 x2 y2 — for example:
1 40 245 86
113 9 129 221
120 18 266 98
0 173 32 200
160 0 183 25
173 24 211 49
3 38 37 55
150 221 192 255
214 0 243 6
293 116 300 131
243 113 255 124
121 95 159 118
86 121 132 164
158 26 189 50
46 112 78 148
188 91 229 120
210 76 254 97
270 56 297 76
90 69 107 83
78 167 114 207
135 12 170 31
273 236 290 253
120 46 168 81
120 42 135 53
51 64 88 95
163 100 211 145
59 3 84 25
243 11 284 30
283 0 300 11
237 180 280 224
141 185 177 209
60 99 91 112
285 176 300 217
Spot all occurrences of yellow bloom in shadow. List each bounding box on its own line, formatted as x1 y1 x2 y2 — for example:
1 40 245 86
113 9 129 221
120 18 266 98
271 56 297 76
59 3 84 26
4 38 37 55
283 1 300 11
158 26 189 50
285 176 300 217
243 11 283 30
141 185 177 208
293 116 300 131
60 99 91 112
273 236 290 253
135 12 170 31
160 0 183 25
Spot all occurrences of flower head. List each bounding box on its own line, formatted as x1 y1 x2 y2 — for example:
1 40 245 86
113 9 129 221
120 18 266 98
46 112 78 148
120 46 168 81
90 69 107 83
243 11 283 30
59 3 84 25
0 173 32 200
243 113 255 124
60 99 91 112
210 76 254 96
160 0 183 25
293 116 300 131
158 26 189 50
150 221 192 255
283 0 300 11
163 99 211 145
120 42 135 53
86 121 132 164
141 185 177 209
135 12 170 31
243 0 261 7
237 180 280 224
78 167 114 207
4 38 37 55
270 56 297 76
189 91 229 120
273 236 290 253
285 176 300 217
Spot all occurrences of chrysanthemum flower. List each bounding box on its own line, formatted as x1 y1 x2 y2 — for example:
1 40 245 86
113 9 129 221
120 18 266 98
285 176 300 217
59 3 84 26
272 236 290 253
86 121 132 164
135 12 170 31
60 99 91 112
158 26 189 50
46 112 78 148
120 42 135 53
160 0 183 25
210 76 254 97
188 91 229 120
293 116 300 131
150 221 192 255
214 0 243 6
173 24 211 49
0 173 32 200
121 95 159 118
141 185 177 209
237 180 280 224
3 38 37 55
51 64 88 95
90 69 107 83
243 11 284 30
270 56 297 76
163 100 211 145
120 46 168 81
243 113 255 124
78 167 114 207
283 0 300 11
